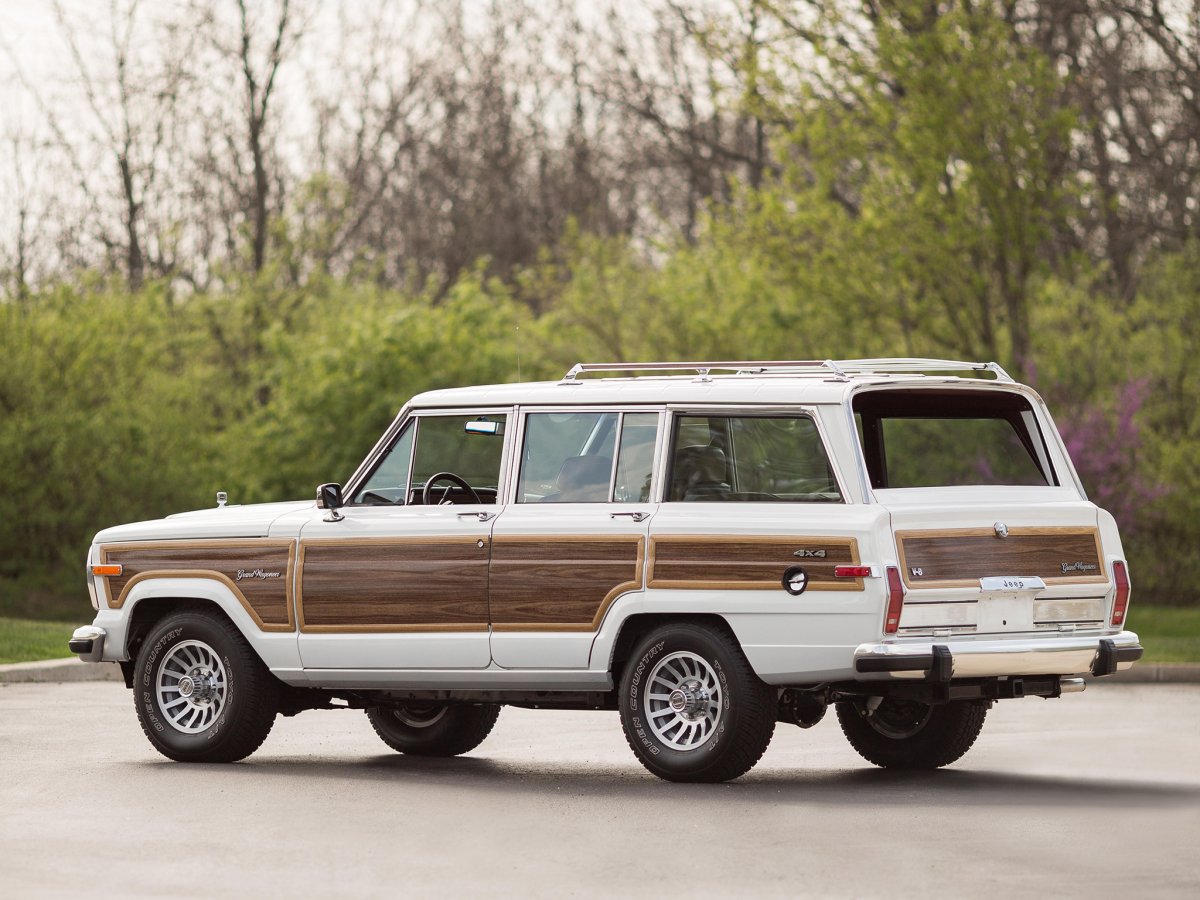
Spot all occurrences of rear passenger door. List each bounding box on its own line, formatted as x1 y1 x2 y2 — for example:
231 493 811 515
488 407 662 668
646 408 882 676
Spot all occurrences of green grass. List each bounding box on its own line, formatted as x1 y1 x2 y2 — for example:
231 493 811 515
1 606 1197 667
0 617 77 665
1129 605 1200 664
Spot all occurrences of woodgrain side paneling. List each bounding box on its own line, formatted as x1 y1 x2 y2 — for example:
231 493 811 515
489 536 644 631
298 538 489 632
648 535 863 591
897 527 1106 588
99 540 295 631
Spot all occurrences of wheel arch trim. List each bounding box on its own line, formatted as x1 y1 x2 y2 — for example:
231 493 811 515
121 572 294 634
116 577 301 671
588 593 737 675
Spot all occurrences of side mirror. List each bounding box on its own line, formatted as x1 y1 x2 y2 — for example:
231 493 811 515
316 482 344 522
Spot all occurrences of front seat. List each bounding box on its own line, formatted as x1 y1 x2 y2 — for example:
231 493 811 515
546 454 613 502
671 445 730 500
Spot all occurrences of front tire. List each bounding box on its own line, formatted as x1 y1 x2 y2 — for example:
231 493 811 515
836 697 987 769
366 702 500 756
133 610 278 763
618 623 777 783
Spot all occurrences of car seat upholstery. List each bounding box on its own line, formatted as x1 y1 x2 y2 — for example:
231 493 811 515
671 445 730 500
546 454 612 502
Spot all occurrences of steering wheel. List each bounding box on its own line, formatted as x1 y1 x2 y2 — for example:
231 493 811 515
422 472 482 506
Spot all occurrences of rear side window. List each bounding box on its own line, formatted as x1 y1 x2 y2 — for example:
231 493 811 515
853 390 1057 489
517 411 659 503
667 414 842 502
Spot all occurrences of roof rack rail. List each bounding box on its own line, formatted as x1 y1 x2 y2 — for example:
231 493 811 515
559 358 1013 383
560 360 832 382
830 358 1014 382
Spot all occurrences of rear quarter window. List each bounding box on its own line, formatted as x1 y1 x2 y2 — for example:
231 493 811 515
667 413 842 502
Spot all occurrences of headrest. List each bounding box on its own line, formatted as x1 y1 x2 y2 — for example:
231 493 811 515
557 454 612 489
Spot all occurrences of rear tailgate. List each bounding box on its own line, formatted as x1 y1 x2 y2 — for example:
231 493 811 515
884 496 1115 637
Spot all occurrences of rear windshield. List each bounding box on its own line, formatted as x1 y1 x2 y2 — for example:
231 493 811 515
853 390 1057 489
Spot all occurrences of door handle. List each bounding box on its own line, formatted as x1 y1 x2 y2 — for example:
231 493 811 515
457 511 495 522
610 511 649 522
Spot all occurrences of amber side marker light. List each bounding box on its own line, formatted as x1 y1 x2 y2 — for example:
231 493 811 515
884 566 905 634
91 564 123 577
1111 560 1130 626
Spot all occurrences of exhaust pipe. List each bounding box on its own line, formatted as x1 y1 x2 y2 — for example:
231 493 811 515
1059 676 1086 694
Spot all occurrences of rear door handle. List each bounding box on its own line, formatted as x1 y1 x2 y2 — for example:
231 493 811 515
610 511 649 522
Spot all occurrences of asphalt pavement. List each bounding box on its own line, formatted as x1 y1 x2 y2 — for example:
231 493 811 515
1 681 1197 899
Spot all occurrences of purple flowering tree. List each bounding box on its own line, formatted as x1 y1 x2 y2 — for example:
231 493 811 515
1053 378 1168 537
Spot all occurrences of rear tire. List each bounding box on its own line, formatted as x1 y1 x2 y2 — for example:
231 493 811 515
366 702 500 756
618 623 776 783
836 697 987 769
133 610 278 763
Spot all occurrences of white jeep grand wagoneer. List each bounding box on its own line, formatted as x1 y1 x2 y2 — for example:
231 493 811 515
71 359 1142 782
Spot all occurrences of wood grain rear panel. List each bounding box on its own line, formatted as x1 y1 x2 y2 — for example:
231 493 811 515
99 541 295 631
649 535 863 591
489 536 644 631
897 527 1106 588
298 538 489 632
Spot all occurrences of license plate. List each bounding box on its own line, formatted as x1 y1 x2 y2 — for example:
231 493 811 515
975 595 1035 632
977 576 1043 632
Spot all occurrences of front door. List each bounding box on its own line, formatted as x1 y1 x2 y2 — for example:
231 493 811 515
489 408 662 668
297 409 510 669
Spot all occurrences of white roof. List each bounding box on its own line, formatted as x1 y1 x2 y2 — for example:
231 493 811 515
407 359 1025 410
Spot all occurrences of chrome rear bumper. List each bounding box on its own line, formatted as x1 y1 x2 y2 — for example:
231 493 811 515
853 630 1142 680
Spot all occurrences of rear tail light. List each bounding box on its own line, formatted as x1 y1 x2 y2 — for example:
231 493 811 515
1111 560 1131 626
884 566 905 634
834 565 872 578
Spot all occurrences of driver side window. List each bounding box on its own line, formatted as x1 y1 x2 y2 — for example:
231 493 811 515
353 412 508 505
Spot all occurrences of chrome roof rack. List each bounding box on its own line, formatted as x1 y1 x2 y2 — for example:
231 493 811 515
560 360 834 382
830 358 1014 382
559 358 1013 383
